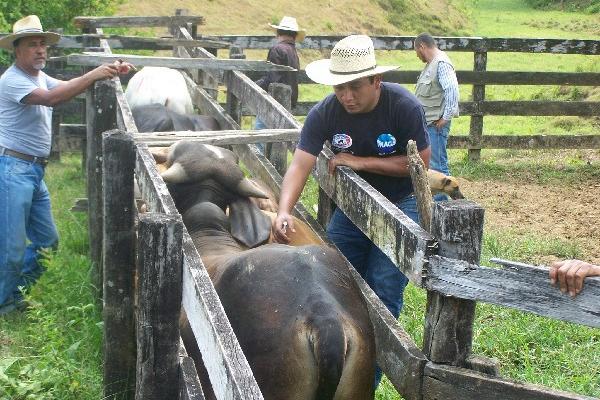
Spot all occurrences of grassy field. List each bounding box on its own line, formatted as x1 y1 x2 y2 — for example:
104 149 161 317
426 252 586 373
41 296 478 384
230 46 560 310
0 155 103 399
2 0 599 398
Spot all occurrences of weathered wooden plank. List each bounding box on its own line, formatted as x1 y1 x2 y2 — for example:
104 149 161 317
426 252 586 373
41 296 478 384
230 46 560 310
59 53 295 72
73 15 204 28
50 111 61 161
54 34 229 50
175 35 219 98
102 130 136 400
314 146 434 286
181 234 264 400
135 144 178 215
136 213 183 400
426 256 600 328
424 201 485 366
346 265 428 400
227 99 600 117
209 35 600 54
134 128 300 146
179 355 206 400
181 73 239 129
9 66 600 87
477 100 600 116
86 79 116 293
423 363 597 400
241 70 600 86
448 134 600 149
115 79 138 134
225 69 301 129
468 51 487 161
264 83 292 176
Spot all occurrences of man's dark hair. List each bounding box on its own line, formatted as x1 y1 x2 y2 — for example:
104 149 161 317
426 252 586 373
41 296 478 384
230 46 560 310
414 32 437 49
13 38 21 48
277 29 297 39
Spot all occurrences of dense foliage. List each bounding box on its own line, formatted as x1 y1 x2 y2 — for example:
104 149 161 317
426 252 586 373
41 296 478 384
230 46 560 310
524 0 600 13
0 0 122 32
0 0 122 63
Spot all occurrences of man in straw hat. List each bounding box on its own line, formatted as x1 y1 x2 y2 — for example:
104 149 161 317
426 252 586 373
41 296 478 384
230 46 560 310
254 16 304 133
272 34 430 388
0 15 133 315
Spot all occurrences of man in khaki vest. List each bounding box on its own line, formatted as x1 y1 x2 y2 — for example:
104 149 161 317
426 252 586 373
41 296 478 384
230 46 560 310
414 33 459 186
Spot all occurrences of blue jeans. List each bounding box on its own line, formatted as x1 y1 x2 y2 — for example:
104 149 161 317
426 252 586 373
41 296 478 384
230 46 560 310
427 121 451 176
0 155 58 307
254 118 266 153
326 194 418 388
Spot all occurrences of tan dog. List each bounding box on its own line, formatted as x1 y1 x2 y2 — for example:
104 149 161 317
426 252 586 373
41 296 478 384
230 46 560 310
427 169 465 200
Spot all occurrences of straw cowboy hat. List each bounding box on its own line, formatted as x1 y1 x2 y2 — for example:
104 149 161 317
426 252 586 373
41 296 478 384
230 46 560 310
305 35 398 86
0 15 60 51
269 16 306 42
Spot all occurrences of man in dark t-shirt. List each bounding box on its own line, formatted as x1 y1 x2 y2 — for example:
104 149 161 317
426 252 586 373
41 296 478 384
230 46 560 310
271 35 430 389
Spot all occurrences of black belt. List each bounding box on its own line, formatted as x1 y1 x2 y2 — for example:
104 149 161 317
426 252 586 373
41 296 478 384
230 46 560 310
0 147 48 166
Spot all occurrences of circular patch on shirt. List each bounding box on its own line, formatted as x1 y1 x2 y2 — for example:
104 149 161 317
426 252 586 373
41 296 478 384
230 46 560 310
377 133 397 155
332 133 352 150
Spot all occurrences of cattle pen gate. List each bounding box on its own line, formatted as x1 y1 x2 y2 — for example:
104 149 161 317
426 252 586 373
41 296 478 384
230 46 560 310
5 11 598 400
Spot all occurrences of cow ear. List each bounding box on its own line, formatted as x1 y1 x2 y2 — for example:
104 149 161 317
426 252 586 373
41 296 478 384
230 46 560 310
229 198 271 248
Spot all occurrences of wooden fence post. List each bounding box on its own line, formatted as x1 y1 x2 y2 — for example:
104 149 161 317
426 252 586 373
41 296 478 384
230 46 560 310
266 82 291 176
136 213 183 400
50 111 61 161
423 201 484 366
468 51 487 162
102 130 136 400
226 47 246 125
86 79 116 295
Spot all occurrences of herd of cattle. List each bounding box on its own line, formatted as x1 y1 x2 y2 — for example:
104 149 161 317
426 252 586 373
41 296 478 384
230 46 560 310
123 66 464 399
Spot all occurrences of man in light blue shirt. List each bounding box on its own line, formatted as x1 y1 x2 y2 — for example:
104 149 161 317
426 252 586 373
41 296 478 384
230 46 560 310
0 15 133 315
414 32 460 181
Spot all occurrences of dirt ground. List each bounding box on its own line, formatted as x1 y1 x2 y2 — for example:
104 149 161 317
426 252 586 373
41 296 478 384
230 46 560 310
459 178 600 265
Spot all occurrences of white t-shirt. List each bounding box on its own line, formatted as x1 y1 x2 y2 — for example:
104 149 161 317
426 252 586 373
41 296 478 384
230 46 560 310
0 64 60 157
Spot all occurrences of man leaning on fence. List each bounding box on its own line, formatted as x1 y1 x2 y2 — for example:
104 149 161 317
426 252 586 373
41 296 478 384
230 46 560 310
414 32 459 191
0 15 133 316
271 34 430 390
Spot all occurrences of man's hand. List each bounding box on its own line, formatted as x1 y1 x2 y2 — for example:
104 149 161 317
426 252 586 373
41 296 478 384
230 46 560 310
328 152 363 175
549 259 600 297
89 60 136 82
272 212 296 244
434 118 449 129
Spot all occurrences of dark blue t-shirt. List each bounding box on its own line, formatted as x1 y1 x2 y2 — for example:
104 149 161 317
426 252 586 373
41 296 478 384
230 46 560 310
297 82 430 202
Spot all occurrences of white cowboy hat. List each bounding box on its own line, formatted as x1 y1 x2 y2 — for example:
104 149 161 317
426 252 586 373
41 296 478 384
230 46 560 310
0 15 60 51
305 35 398 86
269 16 306 42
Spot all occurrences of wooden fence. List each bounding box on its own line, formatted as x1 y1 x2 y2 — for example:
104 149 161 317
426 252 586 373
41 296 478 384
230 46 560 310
6 12 597 400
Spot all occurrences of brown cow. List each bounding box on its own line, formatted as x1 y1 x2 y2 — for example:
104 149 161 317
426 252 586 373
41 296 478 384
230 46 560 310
161 140 376 399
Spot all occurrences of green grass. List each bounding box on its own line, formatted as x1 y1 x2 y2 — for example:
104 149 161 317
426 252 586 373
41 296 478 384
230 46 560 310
0 155 102 400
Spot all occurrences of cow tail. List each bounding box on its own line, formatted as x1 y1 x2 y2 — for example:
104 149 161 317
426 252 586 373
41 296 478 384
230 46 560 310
311 317 346 400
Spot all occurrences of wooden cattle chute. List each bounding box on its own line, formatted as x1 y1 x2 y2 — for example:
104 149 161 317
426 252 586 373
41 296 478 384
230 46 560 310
52 13 599 400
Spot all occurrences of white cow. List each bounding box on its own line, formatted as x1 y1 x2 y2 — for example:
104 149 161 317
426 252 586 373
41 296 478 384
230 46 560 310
125 66 193 115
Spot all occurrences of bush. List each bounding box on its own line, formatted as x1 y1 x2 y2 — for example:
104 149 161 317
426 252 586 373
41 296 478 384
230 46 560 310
524 0 600 13
0 0 123 64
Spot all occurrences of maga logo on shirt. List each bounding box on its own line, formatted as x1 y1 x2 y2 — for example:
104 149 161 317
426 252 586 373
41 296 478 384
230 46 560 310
332 133 352 150
376 133 397 155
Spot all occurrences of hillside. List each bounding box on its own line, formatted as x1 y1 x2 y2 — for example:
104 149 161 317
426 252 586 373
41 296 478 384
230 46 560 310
116 0 471 36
